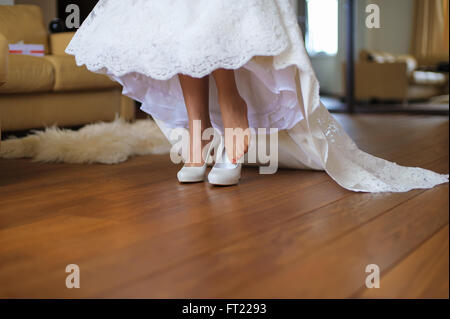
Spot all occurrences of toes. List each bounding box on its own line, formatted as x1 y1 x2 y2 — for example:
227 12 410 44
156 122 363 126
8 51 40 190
224 127 251 164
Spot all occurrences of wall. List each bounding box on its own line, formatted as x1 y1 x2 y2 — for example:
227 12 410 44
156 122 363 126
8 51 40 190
365 0 414 54
0 0 14 5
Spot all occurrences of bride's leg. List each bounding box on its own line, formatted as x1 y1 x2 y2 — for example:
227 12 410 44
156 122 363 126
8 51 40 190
179 74 212 167
212 68 250 163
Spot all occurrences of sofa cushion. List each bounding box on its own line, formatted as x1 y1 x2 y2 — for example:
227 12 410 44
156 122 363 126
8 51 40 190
43 55 118 92
0 54 54 94
412 71 447 86
395 55 418 76
0 5 49 54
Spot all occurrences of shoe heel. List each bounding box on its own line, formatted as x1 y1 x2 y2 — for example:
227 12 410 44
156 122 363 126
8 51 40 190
177 130 220 183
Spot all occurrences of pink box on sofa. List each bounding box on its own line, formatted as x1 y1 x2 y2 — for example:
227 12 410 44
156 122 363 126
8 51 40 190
9 44 45 57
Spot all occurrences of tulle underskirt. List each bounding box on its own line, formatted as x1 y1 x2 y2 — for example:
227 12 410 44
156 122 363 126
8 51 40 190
112 57 304 132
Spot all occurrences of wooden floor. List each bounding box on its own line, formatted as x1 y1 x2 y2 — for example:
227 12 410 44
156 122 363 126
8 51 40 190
0 114 448 299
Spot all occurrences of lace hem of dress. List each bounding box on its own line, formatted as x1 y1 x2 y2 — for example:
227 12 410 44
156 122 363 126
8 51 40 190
66 45 289 81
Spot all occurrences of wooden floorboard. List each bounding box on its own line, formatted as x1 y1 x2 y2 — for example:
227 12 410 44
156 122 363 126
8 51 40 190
357 225 449 299
226 184 448 298
0 114 448 298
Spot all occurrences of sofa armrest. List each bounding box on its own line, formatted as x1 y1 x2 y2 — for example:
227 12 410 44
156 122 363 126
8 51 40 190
352 62 408 100
0 32 8 86
49 32 75 56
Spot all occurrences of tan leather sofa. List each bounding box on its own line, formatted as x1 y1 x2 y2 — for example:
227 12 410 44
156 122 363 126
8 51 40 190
0 4 135 137
344 50 449 102
0 31 6 88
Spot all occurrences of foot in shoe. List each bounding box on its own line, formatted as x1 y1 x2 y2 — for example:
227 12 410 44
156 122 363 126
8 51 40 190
208 140 242 186
184 119 214 167
219 94 251 163
184 138 213 167
177 129 219 183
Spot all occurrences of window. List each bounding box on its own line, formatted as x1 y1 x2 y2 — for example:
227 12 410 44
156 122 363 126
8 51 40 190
305 0 339 56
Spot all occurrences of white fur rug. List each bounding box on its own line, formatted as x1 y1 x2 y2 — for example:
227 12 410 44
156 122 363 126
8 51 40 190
0 118 171 164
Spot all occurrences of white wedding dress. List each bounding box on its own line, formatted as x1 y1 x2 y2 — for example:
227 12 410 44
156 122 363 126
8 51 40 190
66 0 448 192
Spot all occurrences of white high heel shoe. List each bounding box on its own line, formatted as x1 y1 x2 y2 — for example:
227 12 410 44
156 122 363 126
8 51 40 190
177 133 220 183
208 140 242 186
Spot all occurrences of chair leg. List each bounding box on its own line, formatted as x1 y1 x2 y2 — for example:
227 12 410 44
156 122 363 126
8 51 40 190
119 96 136 121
